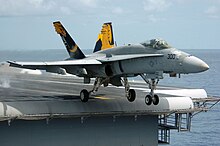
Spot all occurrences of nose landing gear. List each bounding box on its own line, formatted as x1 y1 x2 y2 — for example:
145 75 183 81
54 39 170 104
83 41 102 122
145 94 159 105
123 75 160 106
141 74 161 105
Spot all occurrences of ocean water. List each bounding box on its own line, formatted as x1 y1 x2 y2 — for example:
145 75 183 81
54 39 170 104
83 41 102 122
0 49 220 145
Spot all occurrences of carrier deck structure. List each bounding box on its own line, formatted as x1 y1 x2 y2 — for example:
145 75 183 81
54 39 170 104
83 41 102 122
0 63 219 146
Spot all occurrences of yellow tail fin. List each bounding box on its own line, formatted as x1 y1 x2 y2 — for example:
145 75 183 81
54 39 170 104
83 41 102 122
93 22 115 52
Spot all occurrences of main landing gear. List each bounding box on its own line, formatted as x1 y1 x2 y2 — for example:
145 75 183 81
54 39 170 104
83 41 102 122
80 89 89 102
80 77 108 102
80 77 137 103
123 77 136 102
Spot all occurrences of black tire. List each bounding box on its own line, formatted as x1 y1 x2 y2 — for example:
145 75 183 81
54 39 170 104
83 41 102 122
80 89 89 102
152 94 159 105
145 95 152 105
127 89 136 102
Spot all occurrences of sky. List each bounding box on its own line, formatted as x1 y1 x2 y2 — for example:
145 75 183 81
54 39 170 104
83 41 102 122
0 0 219 51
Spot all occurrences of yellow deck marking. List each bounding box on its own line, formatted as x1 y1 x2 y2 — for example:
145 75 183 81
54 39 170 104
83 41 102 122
94 96 113 100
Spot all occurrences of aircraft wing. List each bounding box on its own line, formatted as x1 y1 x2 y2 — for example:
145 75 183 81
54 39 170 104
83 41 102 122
7 53 163 76
8 54 163 69
7 59 102 70
97 54 163 62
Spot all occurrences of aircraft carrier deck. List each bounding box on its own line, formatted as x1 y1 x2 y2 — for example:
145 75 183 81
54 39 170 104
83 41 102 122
0 63 219 146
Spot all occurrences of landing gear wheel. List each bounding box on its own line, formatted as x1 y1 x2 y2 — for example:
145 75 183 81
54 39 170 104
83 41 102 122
127 89 136 102
145 95 152 105
80 89 89 102
152 94 159 105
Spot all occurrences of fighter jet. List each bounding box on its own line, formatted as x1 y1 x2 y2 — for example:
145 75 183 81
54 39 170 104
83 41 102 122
8 21 209 105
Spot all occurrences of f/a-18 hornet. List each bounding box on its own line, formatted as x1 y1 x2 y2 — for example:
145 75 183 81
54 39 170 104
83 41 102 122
8 21 209 105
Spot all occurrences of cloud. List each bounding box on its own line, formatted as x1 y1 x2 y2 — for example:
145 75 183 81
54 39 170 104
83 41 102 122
142 0 172 22
147 14 166 22
79 0 98 8
143 0 172 12
0 0 100 16
205 6 218 14
205 6 219 19
0 0 55 16
112 7 124 14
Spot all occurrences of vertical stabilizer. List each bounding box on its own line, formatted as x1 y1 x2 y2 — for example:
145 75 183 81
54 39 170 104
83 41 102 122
93 22 115 53
53 21 85 59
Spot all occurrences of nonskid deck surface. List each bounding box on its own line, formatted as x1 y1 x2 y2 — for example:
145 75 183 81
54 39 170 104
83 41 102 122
0 63 186 102
0 72 191 102
0 64 209 120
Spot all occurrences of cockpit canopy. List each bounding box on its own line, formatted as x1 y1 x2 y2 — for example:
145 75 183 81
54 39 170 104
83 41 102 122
141 38 171 49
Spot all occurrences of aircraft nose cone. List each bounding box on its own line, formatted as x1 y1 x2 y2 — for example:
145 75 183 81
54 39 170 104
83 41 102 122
200 61 209 71
183 56 209 73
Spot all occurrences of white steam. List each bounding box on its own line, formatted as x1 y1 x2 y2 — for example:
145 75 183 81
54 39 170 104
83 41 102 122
0 76 11 88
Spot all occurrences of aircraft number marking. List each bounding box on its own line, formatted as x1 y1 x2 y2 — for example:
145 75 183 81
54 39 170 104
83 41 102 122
167 54 176 59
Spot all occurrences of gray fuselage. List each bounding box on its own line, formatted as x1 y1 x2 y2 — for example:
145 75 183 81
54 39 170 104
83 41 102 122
79 43 208 78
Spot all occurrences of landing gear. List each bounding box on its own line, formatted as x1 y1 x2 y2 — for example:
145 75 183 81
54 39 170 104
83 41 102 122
140 74 161 105
145 94 159 105
79 73 161 106
152 94 159 105
123 77 136 102
80 77 108 102
127 89 136 102
145 95 152 105
80 89 89 102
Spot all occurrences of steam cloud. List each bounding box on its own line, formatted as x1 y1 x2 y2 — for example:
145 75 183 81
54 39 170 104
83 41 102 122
0 76 11 88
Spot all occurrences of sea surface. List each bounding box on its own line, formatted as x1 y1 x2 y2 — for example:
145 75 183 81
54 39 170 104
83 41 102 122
0 49 220 145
